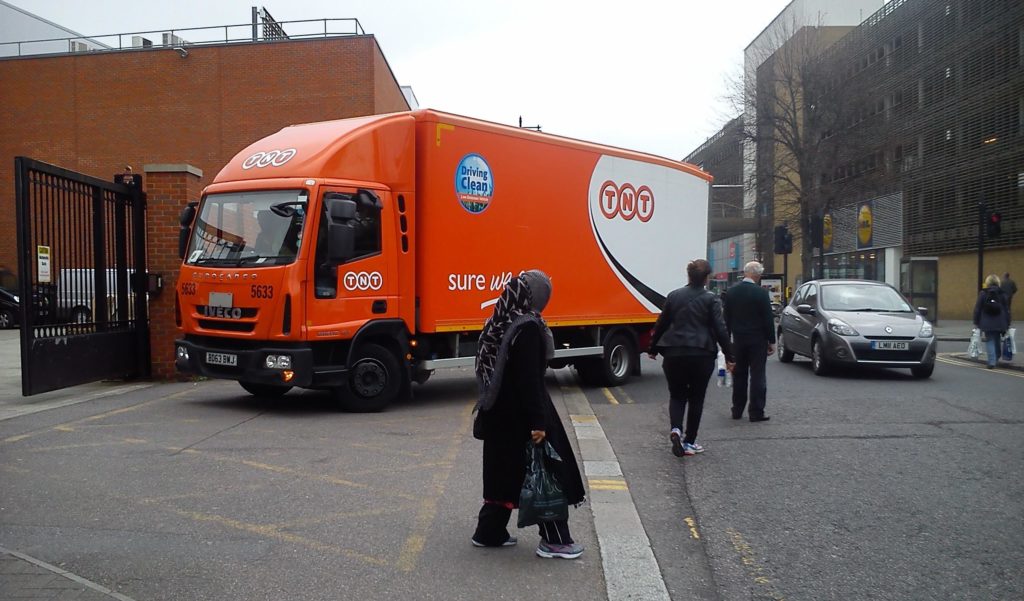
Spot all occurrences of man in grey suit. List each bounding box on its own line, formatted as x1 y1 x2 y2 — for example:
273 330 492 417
723 261 776 422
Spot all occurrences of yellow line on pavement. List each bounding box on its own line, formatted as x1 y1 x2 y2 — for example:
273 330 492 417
602 388 619 405
937 354 1024 378
727 528 786 600
162 506 388 567
684 516 701 539
2 389 191 445
589 478 628 491
395 400 474 572
614 387 636 404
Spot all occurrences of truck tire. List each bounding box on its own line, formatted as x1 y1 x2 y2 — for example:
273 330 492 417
576 332 636 387
340 343 403 412
240 381 292 398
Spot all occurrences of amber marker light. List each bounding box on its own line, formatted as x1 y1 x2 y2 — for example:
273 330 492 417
282 370 295 382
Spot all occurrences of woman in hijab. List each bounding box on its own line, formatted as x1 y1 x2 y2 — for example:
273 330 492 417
471 270 586 559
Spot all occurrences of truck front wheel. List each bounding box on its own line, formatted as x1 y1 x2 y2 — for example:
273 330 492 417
339 343 402 412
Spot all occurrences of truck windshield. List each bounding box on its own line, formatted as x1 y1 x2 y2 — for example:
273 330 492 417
185 190 308 266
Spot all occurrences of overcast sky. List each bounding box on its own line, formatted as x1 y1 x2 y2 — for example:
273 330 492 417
15 0 795 160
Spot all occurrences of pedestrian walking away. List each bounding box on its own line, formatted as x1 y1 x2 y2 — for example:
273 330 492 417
648 259 735 457
471 269 587 559
723 261 776 422
1001 272 1017 312
974 274 1012 369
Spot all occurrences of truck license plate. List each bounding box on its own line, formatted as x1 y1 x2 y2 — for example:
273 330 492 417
872 341 909 350
206 352 238 366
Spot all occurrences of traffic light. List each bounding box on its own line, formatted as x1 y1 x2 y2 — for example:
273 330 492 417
986 212 1002 238
774 225 792 254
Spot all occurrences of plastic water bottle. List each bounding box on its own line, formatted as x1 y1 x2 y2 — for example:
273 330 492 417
717 367 726 387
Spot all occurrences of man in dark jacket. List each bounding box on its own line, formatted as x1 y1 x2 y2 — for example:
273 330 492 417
1001 272 1017 311
723 261 776 422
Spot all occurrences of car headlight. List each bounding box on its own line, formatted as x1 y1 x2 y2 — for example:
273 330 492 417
12 295 19 303
827 317 859 336
919 321 933 337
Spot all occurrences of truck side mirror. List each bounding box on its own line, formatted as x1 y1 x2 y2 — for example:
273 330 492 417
326 198 357 263
178 203 198 259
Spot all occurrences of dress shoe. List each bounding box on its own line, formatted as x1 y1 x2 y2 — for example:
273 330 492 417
749 416 771 422
731 411 743 420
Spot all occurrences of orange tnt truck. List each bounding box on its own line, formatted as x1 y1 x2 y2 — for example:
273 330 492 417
175 110 711 410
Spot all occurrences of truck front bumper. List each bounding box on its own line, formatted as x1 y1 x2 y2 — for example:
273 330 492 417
174 338 316 388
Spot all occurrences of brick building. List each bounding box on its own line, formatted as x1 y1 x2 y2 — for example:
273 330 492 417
0 29 410 277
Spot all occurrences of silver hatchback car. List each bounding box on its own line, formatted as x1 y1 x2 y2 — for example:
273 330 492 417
777 279 937 378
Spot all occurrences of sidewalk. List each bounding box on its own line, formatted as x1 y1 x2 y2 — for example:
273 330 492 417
934 319 1023 371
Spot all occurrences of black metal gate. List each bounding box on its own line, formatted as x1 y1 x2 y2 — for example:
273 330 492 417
14 157 150 396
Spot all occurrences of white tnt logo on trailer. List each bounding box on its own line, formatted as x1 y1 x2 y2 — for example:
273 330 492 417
241 148 297 169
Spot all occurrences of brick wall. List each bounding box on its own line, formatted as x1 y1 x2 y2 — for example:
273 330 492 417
0 35 409 281
144 165 204 380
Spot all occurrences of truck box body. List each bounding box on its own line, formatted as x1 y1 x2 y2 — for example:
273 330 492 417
175 110 710 409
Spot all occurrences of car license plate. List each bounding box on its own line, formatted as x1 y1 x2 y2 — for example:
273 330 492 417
872 341 909 350
206 352 237 366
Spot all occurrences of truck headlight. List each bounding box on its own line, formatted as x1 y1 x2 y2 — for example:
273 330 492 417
265 354 292 369
827 318 859 336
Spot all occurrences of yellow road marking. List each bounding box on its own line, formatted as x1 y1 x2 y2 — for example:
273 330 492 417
602 388 620 405
2 391 189 445
270 505 414 531
727 528 786 600
162 506 387 567
937 353 1024 378
613 387 636 404
396 401 474 572
175 448 418 502
589 478 628 491
684 516 701 539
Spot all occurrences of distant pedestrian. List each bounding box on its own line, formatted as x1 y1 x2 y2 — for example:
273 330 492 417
648 259 735 457
723 261 777 422
973 274 1011 369
1001 272 1017 311
472 270 586 559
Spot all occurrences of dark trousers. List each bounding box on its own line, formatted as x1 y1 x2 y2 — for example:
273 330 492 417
473 502 574 546
732 335 769 418
661 354 715 444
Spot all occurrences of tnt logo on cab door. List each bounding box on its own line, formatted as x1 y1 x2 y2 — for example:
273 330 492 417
599 181 654 222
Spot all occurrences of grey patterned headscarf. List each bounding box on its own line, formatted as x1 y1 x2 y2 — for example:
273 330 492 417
475 270 554 410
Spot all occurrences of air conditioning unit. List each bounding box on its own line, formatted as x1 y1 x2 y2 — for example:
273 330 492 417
69 41 89 53
163 33 189 46
132 36 153 48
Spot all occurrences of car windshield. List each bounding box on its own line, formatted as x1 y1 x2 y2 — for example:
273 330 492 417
820 284 913 312
185 190 308 266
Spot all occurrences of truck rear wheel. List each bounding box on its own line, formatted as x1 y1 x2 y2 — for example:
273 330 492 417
240 381 292 398
575 332 636 387
339 343 402 412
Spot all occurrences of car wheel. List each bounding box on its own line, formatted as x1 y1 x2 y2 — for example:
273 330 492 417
777 330 794 363
0 309 14 329
240 381 292 398
339 343 403 412
811 338 829 376
911 363 934 379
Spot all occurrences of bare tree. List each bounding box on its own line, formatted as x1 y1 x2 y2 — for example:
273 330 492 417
725 16 880 279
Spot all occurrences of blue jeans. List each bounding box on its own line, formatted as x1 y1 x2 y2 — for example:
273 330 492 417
984 331 1001 367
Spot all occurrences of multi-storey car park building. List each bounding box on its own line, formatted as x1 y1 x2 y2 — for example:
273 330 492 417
810 0 1023 320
